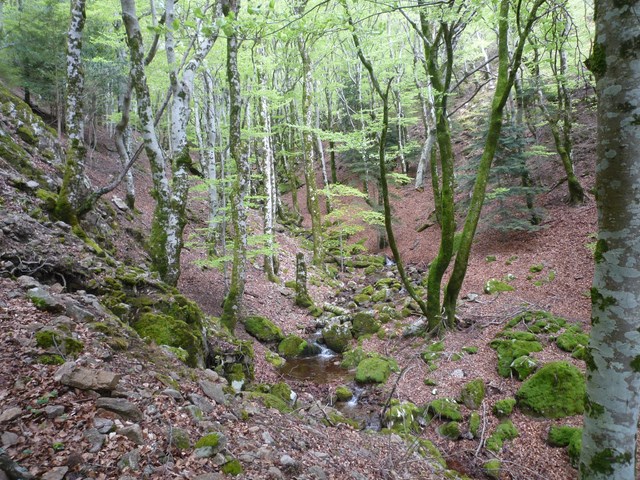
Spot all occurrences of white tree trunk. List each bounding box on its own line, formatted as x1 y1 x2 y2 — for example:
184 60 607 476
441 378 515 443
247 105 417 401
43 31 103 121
580 2 640 479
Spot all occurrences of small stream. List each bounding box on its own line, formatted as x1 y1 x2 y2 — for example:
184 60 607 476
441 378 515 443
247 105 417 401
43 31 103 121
278 336 382 430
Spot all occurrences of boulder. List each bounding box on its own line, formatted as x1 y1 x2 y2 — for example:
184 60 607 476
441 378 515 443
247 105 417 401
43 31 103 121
54 362 120 392
321 321 352 353
95 397 143 422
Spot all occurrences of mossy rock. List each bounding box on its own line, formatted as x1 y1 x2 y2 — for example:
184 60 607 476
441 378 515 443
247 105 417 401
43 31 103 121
371 288 389 303
511 355 539 380
493 398 516 418
384 400 421 433
35 329 84 357
335 386 353 402
361 286 374 296
486 420 519 452
245 392 291 413
484 279 514 294
221 459 243 476
497 330 538 342
516 361 585 418
483 459 501 479
556 331 589 353
133 312 204 367
549 425 583 467
195 432 226 451
469 412 481 438
340 347 368 369
427 398 462 421
438 421 461 439
37 354 65 365
415 438 446 467
352 311 380 338
505 310 567 330
353 293 371 306
265 350 285 367
459 379 485 410
244 316 284 343
355 357 392 384
322 321 353 353
169 427 191 450
490 337 543 377
270 382 293 404
277 335 307 358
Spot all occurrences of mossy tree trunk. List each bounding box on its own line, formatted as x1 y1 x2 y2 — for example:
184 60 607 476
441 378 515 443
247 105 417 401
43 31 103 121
294 252 313 308
55 0 89 225
443 0 547 325
295 1 323 267
343 0 428 319
580 2 640 478
221 0 249 333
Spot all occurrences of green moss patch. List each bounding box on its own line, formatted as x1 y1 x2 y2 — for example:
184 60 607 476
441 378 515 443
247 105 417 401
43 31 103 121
355 357 392 384
459 379 485 410
516 361 585 418
510 355 539 380
427 398 462 421
556 330 589 354
322 321 353 353
133 312 203 367
277 335 307 358
469 412 481 438
352 311 380 337
505 310 567 331
548 425 582 467
335 386 353 402
244 316 284 343
486 420 519 452
490 336 543 377
493 398 516 418
438 421 461 439
384 400 421 433
484 278 515 294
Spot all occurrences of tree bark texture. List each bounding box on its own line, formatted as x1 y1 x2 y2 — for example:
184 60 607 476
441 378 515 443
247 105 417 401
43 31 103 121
580 2 640 479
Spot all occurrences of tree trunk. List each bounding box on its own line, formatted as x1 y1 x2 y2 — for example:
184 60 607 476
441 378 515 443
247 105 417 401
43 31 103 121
580 2 640 478
221 0 249 333
55 0 89 225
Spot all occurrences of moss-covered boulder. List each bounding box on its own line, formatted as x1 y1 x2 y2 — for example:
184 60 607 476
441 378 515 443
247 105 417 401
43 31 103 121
340 347 368 369
516 361 585 418
335 386 353 402
510 355 539 380
438 421 461 439
35 328 84 357
460 379 485 410
353 293 371 306
194 432 227 457
469 412 481 438
277 335 308 358
384 400 421 433
505 310 567 331
548 425 582 467
493 398 516 418
371 288 389 303
322 321 353 353
244 316 284 343
351 311 380 338
490 334 543 377
265 350 285 367
486 420 519 452
133 312 204 367
556 330 589 354
271 382 293 404
426 398 462 421
355 357 392 384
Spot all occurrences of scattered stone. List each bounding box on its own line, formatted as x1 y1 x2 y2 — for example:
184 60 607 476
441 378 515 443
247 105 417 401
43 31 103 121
450 369 465 379
119 424 144 445
280 454 298 469
118 449 140 471
199 380 227 405
41 466 68 480
83 428 106 453
162 389 183 401
55 362 121 392
307 465 327 480
93 417 115 434
44 405 65 418
267 466 284 479
1 432 19 448
112 196 129 211
193 474 223 480
203 369 220 382
169 427 191 450
459 379 485 410
402 318 426 337
0 447 34 479
262 431 274 445
27 287 65 313
96 398 143 422
16 276 40 290
0 407 22 423
188 393 215 413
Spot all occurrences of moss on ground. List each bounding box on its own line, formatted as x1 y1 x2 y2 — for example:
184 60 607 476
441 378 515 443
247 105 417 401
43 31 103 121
516 361 585 418
490 335 543 377
548 425 582 467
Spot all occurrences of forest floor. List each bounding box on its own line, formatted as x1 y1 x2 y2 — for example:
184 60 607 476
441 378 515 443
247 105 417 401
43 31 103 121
3 87 630 480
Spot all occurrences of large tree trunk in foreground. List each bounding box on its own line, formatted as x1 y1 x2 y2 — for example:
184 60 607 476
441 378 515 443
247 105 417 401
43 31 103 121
580 2 640 478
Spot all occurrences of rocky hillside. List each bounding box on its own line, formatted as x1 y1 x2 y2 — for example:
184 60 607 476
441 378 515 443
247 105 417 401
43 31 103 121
0 82 614 480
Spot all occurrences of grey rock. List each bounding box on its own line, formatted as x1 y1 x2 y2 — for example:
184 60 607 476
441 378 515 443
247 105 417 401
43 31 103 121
112 196 129 211
193 474 223 480
450 369 465 379
0 407 22 423
1 432 19 447
27 287 65 313
55 362 121 392
0 447 34 479
402 318 427 337
83 428 105 453
162 389 183 401
308 465 327 480
199 380 227 405
169 427 190 450
64 300 94 323
184 405 204 422
187 393 215 413
93 417 115 434
194 447 216 458
267 467 284 479
41 466 68 480
262 431 274 445
96 398 143 422
202 369 220 382
119 424 144 445
212 453 226 466
238 453 255 463
118 449 140 471
16 276 40 290
280 454 298 468
44 405 65 419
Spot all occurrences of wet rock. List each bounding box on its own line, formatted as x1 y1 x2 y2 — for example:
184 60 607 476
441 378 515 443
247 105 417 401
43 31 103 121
199 380 227 405
188 393 215 413
0 407 22 423
41 466 68 480
55 362 121 392
96 397 143 422
44 405 65 418
83 428 106 453
119 424 144 444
